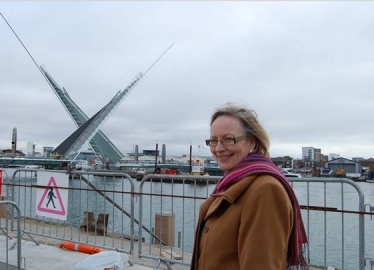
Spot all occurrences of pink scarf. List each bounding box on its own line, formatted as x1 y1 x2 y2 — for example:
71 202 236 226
213 153 309 269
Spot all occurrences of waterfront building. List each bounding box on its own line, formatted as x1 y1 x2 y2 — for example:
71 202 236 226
301 146 325 172
74 149 97 161
358 158 374 179
324 157 362 178
43 146 54 158
302 146 322 161
271 156 294 169
0 149 25 157
26 142 35 157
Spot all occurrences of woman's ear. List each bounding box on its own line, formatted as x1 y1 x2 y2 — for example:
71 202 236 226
249 138 256 153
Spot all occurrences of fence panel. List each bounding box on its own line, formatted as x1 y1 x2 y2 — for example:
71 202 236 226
137 174 220 268
137 175 371 270
5 169 136 255
0 200 22 269
289 177 367 270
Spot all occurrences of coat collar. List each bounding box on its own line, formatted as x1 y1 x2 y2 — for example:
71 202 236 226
212 174 259 202
203 174 259 221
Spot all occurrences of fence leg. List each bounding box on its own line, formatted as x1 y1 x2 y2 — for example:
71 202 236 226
0 227 12 239
152 258 173 270
10 231 39 250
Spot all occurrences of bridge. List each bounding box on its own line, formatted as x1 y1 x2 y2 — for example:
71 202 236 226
40 44 173 165
41 66 142 164
0 157 71 169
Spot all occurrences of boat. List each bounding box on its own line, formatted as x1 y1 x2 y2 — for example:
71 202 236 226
140 167 219 185
133 168 148 180
144 176 218 185
24 165 40 169
73 160 91 170
281 168 302 178
191 159 205 176
320 168 333 177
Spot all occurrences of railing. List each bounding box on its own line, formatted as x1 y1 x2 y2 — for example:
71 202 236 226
1 169 374 269
137 174 221 269
5 169 136 255
0 200 22 269
290 177 367 270
136 175 374 270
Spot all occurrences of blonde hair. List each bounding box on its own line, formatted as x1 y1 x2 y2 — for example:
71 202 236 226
210 102 270 157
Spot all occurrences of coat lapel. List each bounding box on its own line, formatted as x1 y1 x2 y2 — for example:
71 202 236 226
203 175 258 221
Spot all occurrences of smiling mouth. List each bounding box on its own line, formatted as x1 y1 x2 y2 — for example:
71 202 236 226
217 154 232 160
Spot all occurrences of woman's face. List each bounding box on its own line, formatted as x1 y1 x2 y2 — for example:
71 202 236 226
210 115 253 172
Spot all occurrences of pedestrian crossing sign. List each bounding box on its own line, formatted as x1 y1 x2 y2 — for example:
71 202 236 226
36 171 69 220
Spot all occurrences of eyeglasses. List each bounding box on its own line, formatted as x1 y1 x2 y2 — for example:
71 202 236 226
205 135 248 147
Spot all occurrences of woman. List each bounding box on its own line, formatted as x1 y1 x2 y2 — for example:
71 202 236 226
191 103 308 270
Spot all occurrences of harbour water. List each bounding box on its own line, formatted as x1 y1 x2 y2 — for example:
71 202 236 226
2 168 374 269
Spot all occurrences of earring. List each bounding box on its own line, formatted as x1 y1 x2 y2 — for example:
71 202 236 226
249 144 255 154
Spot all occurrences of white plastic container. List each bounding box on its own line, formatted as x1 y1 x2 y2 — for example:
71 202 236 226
73 251 128 270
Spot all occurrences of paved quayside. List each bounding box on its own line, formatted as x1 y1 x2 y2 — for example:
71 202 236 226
0 235 327 270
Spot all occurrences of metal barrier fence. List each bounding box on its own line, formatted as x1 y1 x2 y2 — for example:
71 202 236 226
5 169 136 255
137 174 221 269
2 169 374 270
0 200 22 269
290 177 368 270
137 175 374 270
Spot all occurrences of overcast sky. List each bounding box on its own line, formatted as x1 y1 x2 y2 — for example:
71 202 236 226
1 2 374 160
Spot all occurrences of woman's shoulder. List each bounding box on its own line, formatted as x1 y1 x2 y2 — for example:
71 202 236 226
241 175 292 210
244 174 288 195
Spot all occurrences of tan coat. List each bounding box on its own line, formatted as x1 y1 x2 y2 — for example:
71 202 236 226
190 174 294 270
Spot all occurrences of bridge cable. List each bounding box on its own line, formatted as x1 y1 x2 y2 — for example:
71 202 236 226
0 12 46 78
1 11 174 81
